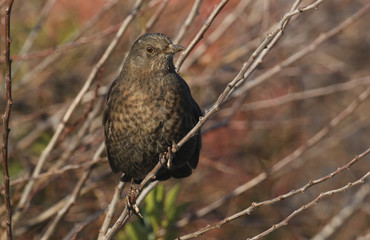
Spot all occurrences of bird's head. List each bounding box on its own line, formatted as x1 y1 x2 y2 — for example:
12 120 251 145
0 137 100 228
124 33 183 75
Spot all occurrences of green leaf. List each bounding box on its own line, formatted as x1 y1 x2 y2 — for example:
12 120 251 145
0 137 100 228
164 184 181 222
156 184 165 203
121 222 148 240
145 186 156 213
145 185 162 232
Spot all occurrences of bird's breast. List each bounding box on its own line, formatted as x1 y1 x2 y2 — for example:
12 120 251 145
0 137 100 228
110 84 186 139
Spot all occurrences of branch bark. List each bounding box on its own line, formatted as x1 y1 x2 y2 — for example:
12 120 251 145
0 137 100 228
1 1 15 239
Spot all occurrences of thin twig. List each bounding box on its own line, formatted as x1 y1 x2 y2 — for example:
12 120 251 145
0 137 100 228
176 148 370 239
203 1 370 133
14 171 112 236
40 143 105 240
103 164 163 239
181 0 253 70
174 0 326 152
1 1 15 239
175 0 229 70
203 0 302 133
8 24 120 62
248 172 369 240
240 76 370 111
173 0 203 45
15 0 119 87
232 2 370 98
12 0 145 227
6 158 105 188
177 86 370 227
97 180 126 239
311 184 370 240
11 0 59 75
63 209 106 240
142 0 170 33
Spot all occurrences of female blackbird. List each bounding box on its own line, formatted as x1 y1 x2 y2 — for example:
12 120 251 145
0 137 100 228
103 33 202 182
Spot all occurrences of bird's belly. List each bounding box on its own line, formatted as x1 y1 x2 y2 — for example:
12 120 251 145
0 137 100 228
108 92 188 177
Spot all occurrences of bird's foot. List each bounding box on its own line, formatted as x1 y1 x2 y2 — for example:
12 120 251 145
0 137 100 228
126 179 143 218
160 141 178 169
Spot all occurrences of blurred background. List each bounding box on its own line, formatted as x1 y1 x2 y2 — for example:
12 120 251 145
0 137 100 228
1 0 369 239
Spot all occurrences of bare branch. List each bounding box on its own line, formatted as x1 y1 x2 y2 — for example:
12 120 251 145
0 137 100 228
142 0 170 33
1 1 15 239
181 0 253 70
249 172 369 240
175 0 326 151
40 143 105 240
240 76 370 111
103 162 163 239
176 148 370 239
97 180 125 239
312 185 370 240
173 0 202 45
11 0 59 75
177 87 370 227
175 0 229 70
232 2 370 98
12 0 145 227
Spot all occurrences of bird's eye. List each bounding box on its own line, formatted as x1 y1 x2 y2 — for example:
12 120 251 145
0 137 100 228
146 46 154 54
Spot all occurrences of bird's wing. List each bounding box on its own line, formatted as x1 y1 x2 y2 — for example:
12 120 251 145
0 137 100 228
188 97 202 169
103 79 120 173
177 77 203 169
188 85 203 169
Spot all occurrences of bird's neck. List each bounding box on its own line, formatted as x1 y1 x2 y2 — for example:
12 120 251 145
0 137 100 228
121 60 177 84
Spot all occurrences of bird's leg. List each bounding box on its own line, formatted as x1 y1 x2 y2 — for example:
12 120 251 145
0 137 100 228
126 178 143 218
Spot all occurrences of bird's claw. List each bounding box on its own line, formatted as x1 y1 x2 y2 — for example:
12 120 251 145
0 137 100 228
171 140 179 153
126 179 143 218
126 196 143 218
160 141 178 169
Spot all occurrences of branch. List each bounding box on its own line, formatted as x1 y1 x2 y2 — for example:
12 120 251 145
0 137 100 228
62 209 105 240
14 171 112 235
7 24 120 62
240 76 370 111
103 164 162 239
1 1 15 239
176 148 370 239
11 0 59 75
174 0 326 151
177 86 370 227
248 172 369 240
232 2 370 98
202 0 302 133
12 0 145 227
173 0 202 45
142 0 170 34
97 180 125 239
311 184 370 240
181 0 253 70
175 0 229 70
39 143 105 240
14 0 119 87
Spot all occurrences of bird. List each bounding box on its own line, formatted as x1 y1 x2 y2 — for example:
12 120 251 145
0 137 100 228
103 33 202 183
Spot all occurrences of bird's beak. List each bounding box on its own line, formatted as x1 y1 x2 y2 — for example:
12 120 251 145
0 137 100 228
163 44 184 54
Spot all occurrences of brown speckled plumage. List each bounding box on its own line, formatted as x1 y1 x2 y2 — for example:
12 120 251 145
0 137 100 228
103 33 202 182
